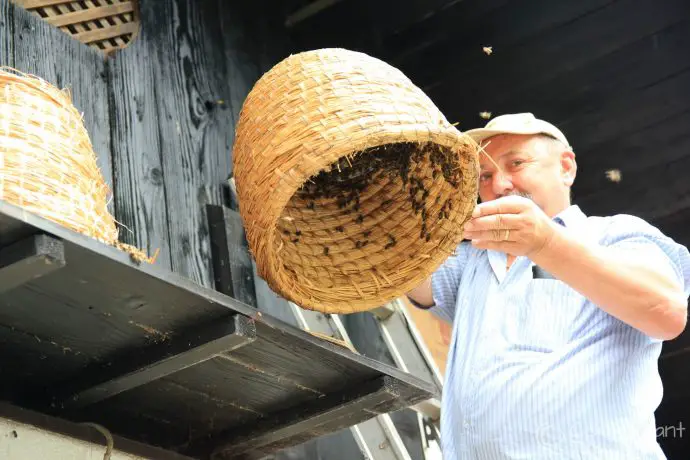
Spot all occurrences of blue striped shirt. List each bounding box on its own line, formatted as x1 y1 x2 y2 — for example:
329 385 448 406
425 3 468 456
429 205 690 459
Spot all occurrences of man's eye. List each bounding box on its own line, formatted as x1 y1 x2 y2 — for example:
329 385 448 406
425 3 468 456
511 160 524 167
480 173 492 181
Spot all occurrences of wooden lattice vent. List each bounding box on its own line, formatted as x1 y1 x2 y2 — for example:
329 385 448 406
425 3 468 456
12 0 140 55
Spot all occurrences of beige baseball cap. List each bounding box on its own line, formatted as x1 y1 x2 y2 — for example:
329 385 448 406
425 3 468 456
464 112 571 148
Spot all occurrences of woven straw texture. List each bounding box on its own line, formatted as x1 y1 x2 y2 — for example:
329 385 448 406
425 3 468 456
233 48 479 313
0 67 149 262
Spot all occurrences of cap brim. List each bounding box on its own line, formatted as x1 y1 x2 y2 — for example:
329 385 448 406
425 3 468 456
464 127 543 144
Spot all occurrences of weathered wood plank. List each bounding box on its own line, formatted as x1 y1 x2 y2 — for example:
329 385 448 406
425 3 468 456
207 205 257 307
0 234 65 294
0 0 13 67
427 0 687 120
81 377 264 448
0 323 94 400
146 0 236 288
404 0 617 92
485 20 690 132
573 109 690 198
107 0 172 270
576 150 690 223
184 376 423 459
216 0 263 130
566 70 690 219
382 0 509 63
11 1 113 211
57 314 256 409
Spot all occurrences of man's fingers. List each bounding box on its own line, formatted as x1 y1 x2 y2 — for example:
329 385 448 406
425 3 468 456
470 239 521 253
464 214 522 232
472 195 530 218
464 229 517 242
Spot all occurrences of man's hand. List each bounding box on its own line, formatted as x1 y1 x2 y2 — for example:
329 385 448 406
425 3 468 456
462 195 558 258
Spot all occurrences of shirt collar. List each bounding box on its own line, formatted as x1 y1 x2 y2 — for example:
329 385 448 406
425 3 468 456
552 204 587 229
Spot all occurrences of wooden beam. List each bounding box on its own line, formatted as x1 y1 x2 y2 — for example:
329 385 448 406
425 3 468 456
43 3 135 28
0 402 195 460
285 0 345 28
399 0 617 90
0 234 65 294
422 0 687 118
207 204 257 308
56 314 256 408
185 375 421 459
0 0 13 68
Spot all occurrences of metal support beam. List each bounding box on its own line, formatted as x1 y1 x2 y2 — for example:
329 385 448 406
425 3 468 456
0 234 65 294
57 314 256 408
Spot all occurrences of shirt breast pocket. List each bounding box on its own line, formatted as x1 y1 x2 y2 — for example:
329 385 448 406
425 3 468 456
507 279 586 353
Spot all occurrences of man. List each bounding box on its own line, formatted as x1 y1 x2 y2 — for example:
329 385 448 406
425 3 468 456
407 113 690 459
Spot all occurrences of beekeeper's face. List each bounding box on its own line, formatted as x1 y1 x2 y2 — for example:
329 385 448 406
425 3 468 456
477 133 577 218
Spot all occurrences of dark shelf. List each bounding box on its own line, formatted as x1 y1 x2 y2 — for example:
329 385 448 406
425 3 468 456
0 200 437 459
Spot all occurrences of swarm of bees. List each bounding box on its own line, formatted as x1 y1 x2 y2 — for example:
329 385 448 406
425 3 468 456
281 142 464 256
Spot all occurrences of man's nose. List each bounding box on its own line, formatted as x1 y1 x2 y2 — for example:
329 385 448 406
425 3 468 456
491 170 513 196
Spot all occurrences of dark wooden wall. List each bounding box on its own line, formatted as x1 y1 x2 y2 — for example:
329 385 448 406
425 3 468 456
108 0 278 288
0 1 426 458
1 0 270 288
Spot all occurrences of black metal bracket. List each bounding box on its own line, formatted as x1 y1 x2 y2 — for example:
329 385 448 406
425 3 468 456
0 234 65 294
54 314 257 409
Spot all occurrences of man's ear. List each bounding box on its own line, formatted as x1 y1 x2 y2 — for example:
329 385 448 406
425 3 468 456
561 150 577 186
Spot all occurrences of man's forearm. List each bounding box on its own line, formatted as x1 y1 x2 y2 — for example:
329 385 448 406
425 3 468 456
406 276 434 307
531 225 687 340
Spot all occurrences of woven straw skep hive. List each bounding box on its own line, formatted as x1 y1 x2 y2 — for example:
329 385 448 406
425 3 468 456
0 67 149 262
233 49 479 313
